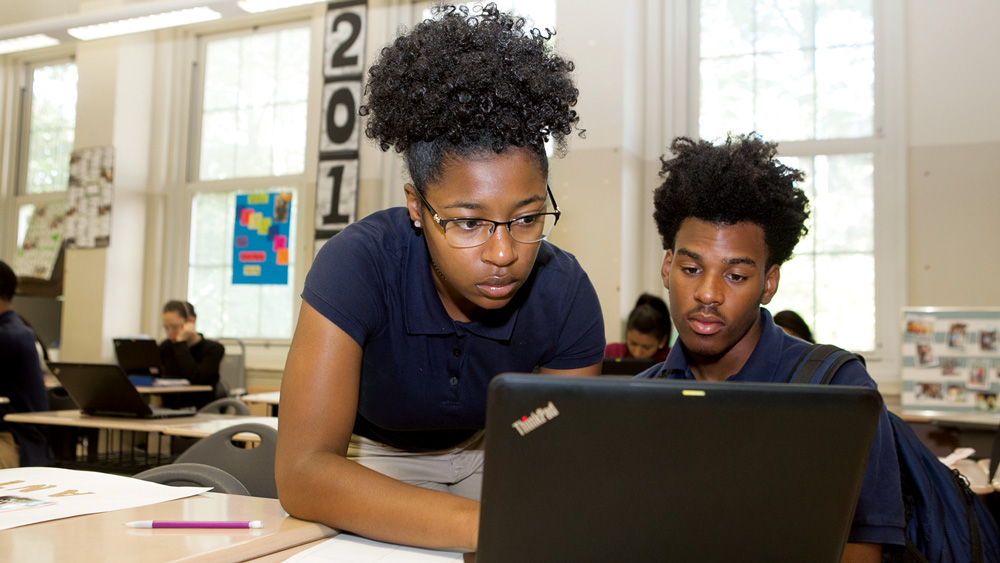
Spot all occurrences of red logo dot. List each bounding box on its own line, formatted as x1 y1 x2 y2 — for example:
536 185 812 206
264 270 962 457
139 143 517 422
521 416 527 421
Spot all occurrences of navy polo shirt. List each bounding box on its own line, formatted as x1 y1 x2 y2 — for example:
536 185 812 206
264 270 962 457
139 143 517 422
303 208 605 451
636 308 905 547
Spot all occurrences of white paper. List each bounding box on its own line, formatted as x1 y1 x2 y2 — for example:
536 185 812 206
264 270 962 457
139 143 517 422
282 533 465 562
0 467 209 530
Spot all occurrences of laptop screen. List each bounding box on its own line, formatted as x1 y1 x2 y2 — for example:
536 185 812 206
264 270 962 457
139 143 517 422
477 374 882 563
113 338 163 376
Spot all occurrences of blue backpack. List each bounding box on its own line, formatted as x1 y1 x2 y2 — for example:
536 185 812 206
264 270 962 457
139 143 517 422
788 344 1000 563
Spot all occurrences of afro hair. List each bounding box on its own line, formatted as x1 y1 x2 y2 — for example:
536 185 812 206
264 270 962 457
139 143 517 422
652 133 810 268
359 3 581 191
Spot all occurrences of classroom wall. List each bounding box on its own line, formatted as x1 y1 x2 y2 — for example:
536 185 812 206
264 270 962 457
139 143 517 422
3 1 1000 381
905 0 1000 308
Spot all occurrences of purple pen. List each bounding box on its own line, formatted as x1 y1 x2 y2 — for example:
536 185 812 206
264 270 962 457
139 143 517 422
125 520 263 529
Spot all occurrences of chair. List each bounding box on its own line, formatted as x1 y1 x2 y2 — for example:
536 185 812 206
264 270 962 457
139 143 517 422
198 397 251 416
174 422 277 498
133 462 251 496
215 338 247 397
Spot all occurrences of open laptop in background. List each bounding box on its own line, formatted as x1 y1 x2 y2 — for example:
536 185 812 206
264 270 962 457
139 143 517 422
113 338 163 385
600 357 656 376
48 362 196 419
477 373 883 563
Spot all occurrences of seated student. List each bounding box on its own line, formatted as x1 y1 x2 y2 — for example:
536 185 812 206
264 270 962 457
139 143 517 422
0 260 49 467
636 134 904 562
274 4 604 553
773 309 814 343
159 300 224 409
605 293 672 362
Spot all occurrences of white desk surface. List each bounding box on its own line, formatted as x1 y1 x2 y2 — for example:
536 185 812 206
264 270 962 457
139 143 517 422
136 385 214 394
242 391 280 405
0 492 335 563
160 416 278 439
1 410 261 434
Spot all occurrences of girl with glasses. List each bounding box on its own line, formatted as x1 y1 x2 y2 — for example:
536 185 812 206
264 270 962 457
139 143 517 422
276 4 604 554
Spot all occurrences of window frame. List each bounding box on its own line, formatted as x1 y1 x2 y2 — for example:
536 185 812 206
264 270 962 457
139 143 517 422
164 12 323 345
1 52 78 262
675 0 906 383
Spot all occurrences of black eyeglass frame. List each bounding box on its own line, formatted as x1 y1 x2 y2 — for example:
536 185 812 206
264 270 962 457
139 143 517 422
415 185 562 248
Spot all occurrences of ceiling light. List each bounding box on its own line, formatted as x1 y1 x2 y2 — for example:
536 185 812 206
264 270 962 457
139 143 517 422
67 7 222 41
0 34 60 55
236 0 326 14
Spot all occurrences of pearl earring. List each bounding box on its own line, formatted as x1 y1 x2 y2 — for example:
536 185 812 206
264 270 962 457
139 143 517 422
414 220 422 228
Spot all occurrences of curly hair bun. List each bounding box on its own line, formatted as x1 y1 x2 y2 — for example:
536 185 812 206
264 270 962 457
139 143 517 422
360 3 580 157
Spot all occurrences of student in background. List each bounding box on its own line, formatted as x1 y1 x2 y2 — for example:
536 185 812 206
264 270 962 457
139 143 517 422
773 309 814 343
159 300 224 408
276 4 604 553
0 260 49 467
605 293 672 362
636 133 903 562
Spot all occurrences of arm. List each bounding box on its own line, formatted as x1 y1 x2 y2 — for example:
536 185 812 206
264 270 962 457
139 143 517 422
539 362 601 376
275 302 479 551
841 542 880 563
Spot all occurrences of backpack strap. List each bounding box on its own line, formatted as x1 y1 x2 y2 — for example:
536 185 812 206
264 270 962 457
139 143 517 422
786 343 863 385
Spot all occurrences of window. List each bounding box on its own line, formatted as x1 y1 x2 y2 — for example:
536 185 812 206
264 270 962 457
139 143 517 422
693 0 897 354
184 23 311 339
21 60 78 195
7 59 77 268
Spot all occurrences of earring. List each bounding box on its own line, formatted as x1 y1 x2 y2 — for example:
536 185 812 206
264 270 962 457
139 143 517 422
414 220 422 228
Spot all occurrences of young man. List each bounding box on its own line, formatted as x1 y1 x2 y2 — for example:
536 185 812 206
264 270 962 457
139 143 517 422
637 134 904 562
0 260 49 467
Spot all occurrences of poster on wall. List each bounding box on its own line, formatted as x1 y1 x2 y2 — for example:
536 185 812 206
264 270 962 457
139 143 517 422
315 0 366 243
901 307 1000 413
64 146 114 249
12 199 67 279
232 192 293 285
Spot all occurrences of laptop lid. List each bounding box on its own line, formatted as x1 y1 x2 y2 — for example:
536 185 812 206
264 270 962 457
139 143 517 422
113 338 163 376
477 374 883 563
600 357 656 376
47 362 194 419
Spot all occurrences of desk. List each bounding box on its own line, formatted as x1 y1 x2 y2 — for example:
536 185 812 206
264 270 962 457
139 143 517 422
0 492 335 563
136 385 214 394
161 415 278 440
242 391 280 416
889 404 1000 458
2 411 263 472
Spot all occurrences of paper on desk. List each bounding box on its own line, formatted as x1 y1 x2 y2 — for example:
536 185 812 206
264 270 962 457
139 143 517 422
0 467 209 530
282 533 465 562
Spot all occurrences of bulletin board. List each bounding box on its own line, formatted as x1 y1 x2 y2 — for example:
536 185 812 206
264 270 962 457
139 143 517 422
901 307 1000 413
232 192 292 285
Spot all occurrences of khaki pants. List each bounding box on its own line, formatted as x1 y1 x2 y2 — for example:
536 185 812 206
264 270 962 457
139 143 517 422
0 432 19 469
347 430 485 500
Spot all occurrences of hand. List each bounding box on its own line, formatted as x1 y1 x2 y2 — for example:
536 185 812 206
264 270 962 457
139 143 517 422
176 321 199 345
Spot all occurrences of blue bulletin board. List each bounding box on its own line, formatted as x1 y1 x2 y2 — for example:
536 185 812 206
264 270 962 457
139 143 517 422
233 192 292 285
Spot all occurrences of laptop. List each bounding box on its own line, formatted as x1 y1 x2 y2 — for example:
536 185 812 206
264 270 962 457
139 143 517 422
48 362 196 419
477 374 883 563
113 338 163 382
600 357 656 376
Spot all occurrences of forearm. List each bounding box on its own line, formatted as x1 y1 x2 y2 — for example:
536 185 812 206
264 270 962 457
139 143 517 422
277 450 479 551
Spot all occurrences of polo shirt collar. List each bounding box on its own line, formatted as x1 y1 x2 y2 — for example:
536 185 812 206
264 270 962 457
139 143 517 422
402 231 521 341
656 308 783 380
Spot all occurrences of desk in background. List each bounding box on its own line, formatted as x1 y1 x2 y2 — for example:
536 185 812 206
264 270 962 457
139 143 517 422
2 411 271 473
242 391 280 417
0 491 334 563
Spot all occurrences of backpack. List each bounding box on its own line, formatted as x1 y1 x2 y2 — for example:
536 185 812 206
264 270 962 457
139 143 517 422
787 343 1000 563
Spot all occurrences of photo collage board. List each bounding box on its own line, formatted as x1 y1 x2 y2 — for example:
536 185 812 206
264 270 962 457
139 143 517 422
901 307 1000 413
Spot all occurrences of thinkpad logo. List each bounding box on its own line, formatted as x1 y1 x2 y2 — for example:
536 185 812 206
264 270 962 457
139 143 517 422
511 401 560 436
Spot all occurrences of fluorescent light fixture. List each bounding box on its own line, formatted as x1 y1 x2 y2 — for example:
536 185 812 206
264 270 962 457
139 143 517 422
67 7 222 41
237 0 326 14
0 34 60 55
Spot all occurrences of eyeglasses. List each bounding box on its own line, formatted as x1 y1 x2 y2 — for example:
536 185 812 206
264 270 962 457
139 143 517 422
415 185 562 248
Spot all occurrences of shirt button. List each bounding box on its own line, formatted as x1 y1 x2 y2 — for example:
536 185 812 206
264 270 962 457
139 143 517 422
452 348 462 357
449 376 459 385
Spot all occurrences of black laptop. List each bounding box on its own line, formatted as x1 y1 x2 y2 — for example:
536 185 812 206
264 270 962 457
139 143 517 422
477 374 883 563
48 362 195 419
113 338 163 382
